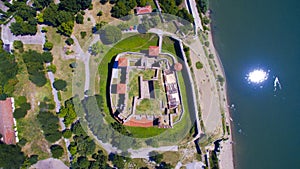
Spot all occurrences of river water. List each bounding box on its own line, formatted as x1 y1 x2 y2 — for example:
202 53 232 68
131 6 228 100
210 0 300 168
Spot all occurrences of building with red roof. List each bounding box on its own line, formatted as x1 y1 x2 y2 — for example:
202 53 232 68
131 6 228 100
118 57 128 67
0 98 16 144
135 5 152 15
117 83 127 94
148 46 159 57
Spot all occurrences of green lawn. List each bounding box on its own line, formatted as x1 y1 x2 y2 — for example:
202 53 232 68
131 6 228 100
125 126 166 138
161 36 177 56
135 98 160 115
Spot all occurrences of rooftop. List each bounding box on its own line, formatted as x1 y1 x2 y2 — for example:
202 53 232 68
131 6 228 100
148 46 159 57
0 98 16 144
136 5 152 15
117 83 127 94
118 57 128 67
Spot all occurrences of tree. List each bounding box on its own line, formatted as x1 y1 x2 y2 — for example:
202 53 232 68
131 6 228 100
149 151 163 163
195 61 203 69
13 40 24 52
63 129 72 138
100 26 122 44
13 108 27 119
65 38 74 46
78 156 90 168
0 144 25 169
42 52 53 63
37 111 62 143
44 41 53 50
110 154 126 169
199 0 209 14
80 31 87 39
97 10 103 16
91 41 104 55
50 145 64 158
76 14 84 24
53 79 67 91
57 21 74 37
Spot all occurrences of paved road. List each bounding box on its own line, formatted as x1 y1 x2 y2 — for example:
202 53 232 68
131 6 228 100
186 0 203 34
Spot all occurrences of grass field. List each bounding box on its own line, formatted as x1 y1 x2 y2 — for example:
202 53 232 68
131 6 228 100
161 36 177 56
125 126 166 138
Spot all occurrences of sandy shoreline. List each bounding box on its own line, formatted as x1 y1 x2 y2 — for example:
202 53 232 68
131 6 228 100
206 24 235 169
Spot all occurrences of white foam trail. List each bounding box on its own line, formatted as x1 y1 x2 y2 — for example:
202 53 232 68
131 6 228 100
274 76 282 91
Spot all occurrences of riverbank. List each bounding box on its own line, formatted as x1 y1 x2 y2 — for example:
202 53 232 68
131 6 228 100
206 21 235 169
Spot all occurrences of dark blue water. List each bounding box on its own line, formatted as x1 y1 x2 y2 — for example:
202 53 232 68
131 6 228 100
210 0 300 168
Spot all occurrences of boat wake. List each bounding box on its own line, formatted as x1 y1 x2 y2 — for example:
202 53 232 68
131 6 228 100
274 76 282 91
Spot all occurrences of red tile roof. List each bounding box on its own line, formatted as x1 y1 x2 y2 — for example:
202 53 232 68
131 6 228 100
149 46 159 57
117 83 126 94
0 98 16 144
124 117 153 127
174 63 183 71
118 57 128 67
136 5 152 15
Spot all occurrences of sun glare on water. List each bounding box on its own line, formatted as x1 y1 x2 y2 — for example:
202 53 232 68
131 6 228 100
247 69 269 84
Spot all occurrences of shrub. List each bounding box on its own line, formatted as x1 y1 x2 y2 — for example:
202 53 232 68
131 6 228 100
76 14 84 24
209 54 214 59
196 61 203 69
50 145 64 158
204 41 210 47
44 41 53 50
80 31 87 39
13 40 24 52
65 38 74 45
47 64 57 73
97 10 103 16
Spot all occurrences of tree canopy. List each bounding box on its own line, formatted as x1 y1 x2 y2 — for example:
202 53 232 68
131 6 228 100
0 143 25 169
50 145 64 158
100 25 122 44
9 2 38 36
0 52 18 99
53 79 67 91
37 111 62 143
22 50 48 87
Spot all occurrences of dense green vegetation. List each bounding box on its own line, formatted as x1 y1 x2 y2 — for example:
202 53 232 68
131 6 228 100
110 0 137 18
158 0 193 22
58 98 78 127
197 0 209 14
37 111 62 143
13 97 31 119
22 50 53 87
0 142 25 169
8 2 37 35
50 145 64 158
0 51 18 100
13 40 24 53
